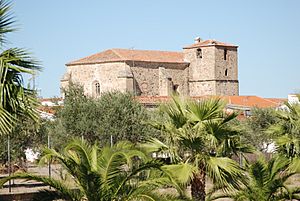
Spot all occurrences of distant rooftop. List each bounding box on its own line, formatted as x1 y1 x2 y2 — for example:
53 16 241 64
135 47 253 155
136 95 285 108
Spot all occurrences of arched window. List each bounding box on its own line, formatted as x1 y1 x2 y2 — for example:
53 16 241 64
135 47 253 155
225 69 228 76
94 82 100 96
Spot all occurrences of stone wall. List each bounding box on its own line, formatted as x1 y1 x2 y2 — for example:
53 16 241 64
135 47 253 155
61 43 239 98
215 81 239 95
158 67 172 96
183 45 239 96
215 47 238 81
183 46 216 81
0 192 41 201
184 46 216 96
63 61 189 97
128 61 189 96
189 81 216 96
65 62 133 96
214 47 239 95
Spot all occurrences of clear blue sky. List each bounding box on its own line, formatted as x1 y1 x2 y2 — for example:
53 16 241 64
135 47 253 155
9 0 300 98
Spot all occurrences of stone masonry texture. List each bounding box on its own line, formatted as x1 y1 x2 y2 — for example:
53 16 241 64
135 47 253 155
61 39 239 97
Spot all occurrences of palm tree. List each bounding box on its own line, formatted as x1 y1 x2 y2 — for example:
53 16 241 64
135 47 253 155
208 156 300 201
0 0 40 191
0 0 40 135
0 139 167 201
268 102 300 171
145 96 249 201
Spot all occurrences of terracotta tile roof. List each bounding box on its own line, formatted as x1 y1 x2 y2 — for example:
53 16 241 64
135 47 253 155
264 98 287 104
39 97 63 102
66 49 187 66
183 39 238 49
38 106 57 115
135 96 171 104
220 96 282 108
136 95 283 108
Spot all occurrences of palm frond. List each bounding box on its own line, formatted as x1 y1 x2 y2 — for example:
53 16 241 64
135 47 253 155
206 156 246 191
141 138 170 154
141 138 180 163
249 158 268 188
210 155 299 201
162 162 196 185
127 189 182 201
0 0 15 44
113 160 163 198
158 95 189 129
0 47 41 135
65 139 96 170
187 98 225 125
0 106 15 133
288 157 300 172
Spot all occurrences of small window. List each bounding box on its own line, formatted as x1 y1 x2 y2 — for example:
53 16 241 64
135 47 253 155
244 110 252 117
173 84 179 94
196 48 202 58
225 69 228 76
95 82 100 96
224 49 227 60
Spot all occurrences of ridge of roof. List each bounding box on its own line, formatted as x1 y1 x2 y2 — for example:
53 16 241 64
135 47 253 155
183 39 238 49
263 98 283 105
264 98 287 104
66 49 123 66
111 48 125 59
110 48 182 54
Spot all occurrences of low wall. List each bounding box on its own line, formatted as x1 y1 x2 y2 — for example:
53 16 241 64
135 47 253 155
0 192 41 201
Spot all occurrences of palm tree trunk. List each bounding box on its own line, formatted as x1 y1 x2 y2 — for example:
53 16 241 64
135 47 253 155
191 162 206 201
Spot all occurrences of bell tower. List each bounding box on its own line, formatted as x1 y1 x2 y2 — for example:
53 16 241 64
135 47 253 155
183 38 239 96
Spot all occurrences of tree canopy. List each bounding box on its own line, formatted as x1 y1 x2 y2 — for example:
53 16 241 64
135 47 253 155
145 96 249 201
50 84 158 149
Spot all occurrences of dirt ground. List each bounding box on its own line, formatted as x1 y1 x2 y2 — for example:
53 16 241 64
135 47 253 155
0 164 230 200
0 164 63 195
1 164 300 200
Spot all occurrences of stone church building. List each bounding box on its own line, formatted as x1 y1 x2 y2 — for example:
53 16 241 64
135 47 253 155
61 38 239 97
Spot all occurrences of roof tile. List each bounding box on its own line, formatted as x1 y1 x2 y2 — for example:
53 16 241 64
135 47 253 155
183 39 238 49
136 95 283 108
66 49 186 66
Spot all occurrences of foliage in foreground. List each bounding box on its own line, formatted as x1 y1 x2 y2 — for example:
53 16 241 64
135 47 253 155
0 139 173 201
145 96 250 201
0 0 41 135
268 102 300 159
208 156 300 201
0 0 41 167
